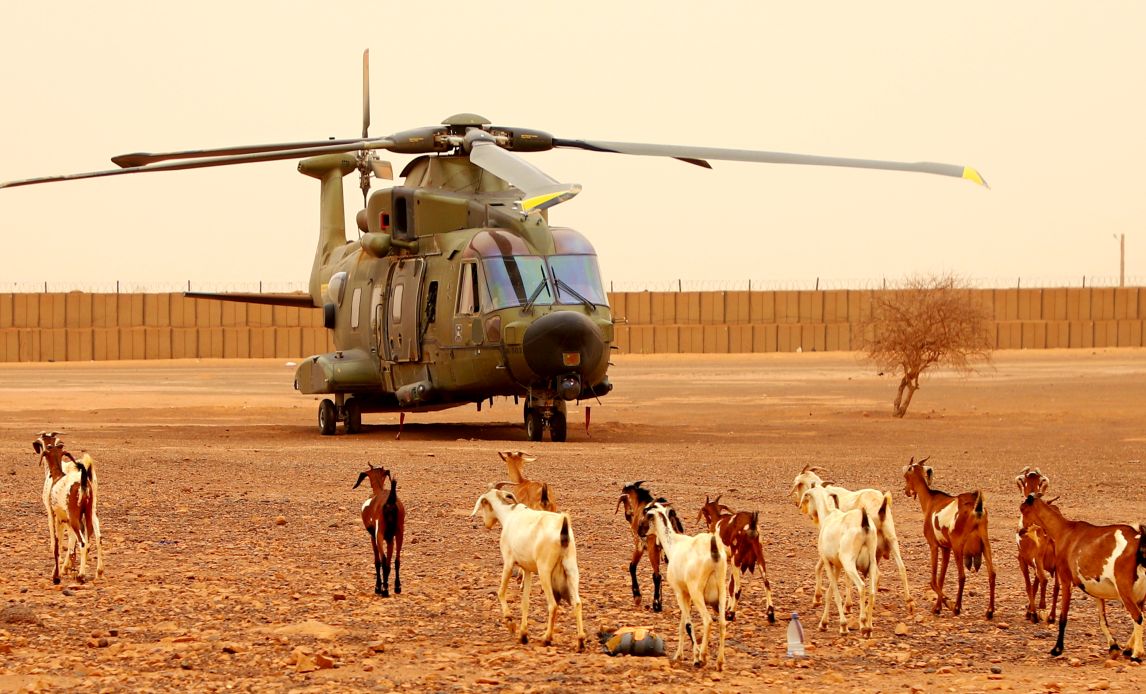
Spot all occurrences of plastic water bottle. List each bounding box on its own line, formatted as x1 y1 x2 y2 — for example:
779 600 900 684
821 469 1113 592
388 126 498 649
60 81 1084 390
786 612 806 658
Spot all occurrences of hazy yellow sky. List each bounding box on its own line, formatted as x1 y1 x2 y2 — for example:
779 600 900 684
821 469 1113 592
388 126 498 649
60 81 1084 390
1 1 1143 290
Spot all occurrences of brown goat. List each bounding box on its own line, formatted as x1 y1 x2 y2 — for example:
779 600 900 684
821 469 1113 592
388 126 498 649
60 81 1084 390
354 464 405 597
1015 467 1058 623
902 458 996 619
1020 495 1146 660
35 433 103 583
492 451 556 511
616 481 682 612
697 495 776 623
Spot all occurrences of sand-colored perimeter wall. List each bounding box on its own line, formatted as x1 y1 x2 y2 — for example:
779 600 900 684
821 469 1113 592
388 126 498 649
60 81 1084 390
0 288 1143 362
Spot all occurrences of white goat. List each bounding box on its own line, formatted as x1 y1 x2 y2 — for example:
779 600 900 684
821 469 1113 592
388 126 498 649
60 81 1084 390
34 433 103 583
798 485 883 636
471 489 585 650
645 502 728 670
790 465 913 615
48 453 100 583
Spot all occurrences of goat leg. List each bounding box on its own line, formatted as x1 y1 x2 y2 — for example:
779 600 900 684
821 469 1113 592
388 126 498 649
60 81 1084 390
497 561 515 625
688 583 712 668
981 534 996 620
1096 599 1121 653
518 571 532 644
935 548 952 615
1047 571 1059 624
649 539 664 612
952 549 967 616
367 527 383 595
1051 583 1071 657
1019 559 1036 623
537 567 559 646
672 584 690 663
628 543 644 606
393 531 403 595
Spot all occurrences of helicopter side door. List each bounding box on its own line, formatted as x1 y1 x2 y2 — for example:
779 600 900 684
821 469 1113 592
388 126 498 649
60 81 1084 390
385 258 425 363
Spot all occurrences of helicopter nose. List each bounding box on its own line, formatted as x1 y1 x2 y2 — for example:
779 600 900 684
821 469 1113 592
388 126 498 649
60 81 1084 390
522 311 606 381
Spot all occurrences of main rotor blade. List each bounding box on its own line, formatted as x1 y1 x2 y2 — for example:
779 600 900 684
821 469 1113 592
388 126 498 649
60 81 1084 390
1 140 393 189
111 139 372 168
362 49 371 139
467 133 581 212
553 138 988 187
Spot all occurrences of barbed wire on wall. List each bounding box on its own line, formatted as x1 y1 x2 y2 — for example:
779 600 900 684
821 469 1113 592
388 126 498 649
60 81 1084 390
606 275 1145 292
1 276 1142 294
1 281 311 294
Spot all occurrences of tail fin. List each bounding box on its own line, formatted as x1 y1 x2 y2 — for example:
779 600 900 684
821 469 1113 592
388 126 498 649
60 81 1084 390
560 515 570 548
709 535 720 562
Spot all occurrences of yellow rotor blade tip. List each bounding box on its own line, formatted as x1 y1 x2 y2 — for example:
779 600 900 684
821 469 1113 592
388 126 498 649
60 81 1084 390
962 167 989 189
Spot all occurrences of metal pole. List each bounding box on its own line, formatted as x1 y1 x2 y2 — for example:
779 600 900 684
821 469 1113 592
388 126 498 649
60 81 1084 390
1120 234 1125 288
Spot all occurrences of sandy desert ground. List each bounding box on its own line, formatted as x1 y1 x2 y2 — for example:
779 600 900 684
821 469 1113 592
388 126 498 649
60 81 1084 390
1 350 1145 693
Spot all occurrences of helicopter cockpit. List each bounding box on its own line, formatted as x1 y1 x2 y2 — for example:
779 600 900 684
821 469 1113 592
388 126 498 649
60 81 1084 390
465 228 609 311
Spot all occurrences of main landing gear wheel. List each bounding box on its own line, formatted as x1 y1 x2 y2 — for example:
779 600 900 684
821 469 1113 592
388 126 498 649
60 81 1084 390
318 399 337 436
345 399 363 434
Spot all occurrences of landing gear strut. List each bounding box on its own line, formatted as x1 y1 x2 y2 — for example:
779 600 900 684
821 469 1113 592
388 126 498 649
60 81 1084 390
523 397 568 443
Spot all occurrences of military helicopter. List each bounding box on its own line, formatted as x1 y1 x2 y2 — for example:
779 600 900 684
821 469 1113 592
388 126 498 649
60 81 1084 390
1 51 986 441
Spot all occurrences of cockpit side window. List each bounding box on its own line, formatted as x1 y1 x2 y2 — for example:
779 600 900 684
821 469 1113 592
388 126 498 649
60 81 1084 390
456 262 480 315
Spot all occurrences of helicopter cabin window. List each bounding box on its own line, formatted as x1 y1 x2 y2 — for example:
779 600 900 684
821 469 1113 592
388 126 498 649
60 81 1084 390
391 284 404 322
424 281 438 324
483 256 552 310
548 254 609 306
456 262 480 315
350 287 363 329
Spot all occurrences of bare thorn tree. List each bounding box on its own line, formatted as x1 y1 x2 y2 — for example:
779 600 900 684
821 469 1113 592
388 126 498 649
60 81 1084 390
863 274 993 418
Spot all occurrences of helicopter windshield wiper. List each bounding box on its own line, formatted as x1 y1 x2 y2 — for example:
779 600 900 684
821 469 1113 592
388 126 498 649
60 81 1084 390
520 278 550 314
553 274 594 310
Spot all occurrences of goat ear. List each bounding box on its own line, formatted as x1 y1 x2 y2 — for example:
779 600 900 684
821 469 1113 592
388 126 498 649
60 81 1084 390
470 496 487 517
32 440 43 455
1014 474 1025 493
497 450 511 462
352 472 368 489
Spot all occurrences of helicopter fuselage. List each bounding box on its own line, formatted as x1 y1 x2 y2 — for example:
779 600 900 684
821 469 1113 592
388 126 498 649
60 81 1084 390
292 154 613 438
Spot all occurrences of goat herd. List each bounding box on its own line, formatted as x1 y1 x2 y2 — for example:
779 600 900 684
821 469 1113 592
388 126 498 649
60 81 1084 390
31 434 1146 673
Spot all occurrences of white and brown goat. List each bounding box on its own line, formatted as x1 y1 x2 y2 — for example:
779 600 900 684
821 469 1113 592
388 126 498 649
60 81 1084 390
354 464 405 596
34 433 103 583
799 485 882 637
1020 494 1146 661
697 495 775 623
646 502 728 670
471 489 586 650
1015 467 1058 623
616 480 683 612
790 464 914 616
903 457 996 619
492 450 556 511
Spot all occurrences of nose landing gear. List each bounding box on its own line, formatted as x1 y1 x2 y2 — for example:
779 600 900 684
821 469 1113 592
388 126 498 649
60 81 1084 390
523 397 567 442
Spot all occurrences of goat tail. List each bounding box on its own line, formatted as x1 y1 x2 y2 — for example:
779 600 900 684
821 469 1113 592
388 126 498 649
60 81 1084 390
973 490 985 517
77 455 93 492
560 515 570 549
387 476 399 504
861 507 870 532
1137 525 1146 569
709 535 720 563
